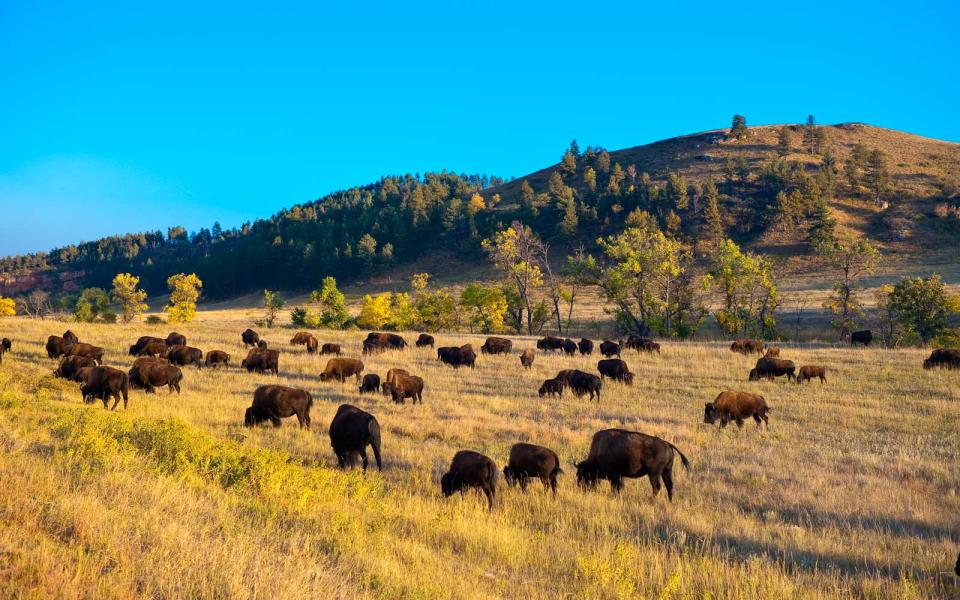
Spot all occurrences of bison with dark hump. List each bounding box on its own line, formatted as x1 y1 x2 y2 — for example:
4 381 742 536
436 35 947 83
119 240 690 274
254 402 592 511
850 329 873 347
577 338 594 355
704 390 770 429
62 330 79 345
319 357 364 383
599 340 621 357
382 374 424 404
129 336 165 356
503 442 562 495
241 328 260 348
730 339 766 355
923 348 960 370
329 404 382 471
415 333 435 348
440 450 498 511
561 338 578 356
538 378 563 398
81 366 129 410
165 332 187 347
204 350 230 368
520 349 535 368
359 373 381 394
363 332 407 354
167 345 203 368
576 429 689 499
749 356 796 382
46 335 67 359
480 336 512 355
438 344 476 368
555 369 602 401
597 358 635 385
54 355 97 380
796 365 827 384
128 361 183 394
536 336 564 352
64 342 105 365
319 342 339 355
244 384 313 428
241 347 280 375
290 331 314 346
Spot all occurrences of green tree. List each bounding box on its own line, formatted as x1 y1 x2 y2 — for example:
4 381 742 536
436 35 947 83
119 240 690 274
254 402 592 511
519 180 539 219
262 289 285 328
482 223 545 334
111 273 148 323
165 273 203 324
583 167 597 194
864 148 890 205
701 179 724 246
459 284 507 333
708 239 780 337
844 143 871 192
665 173 688 210
808 197 837 253
74 288 114 323
559 149 577 176
820 234 879 340
729 114 749 140
802 115 825 154
888 275 959 343
357 233 378 267
873 284 902 347
309 276 349 329
776 126 792 157
606 163 625 197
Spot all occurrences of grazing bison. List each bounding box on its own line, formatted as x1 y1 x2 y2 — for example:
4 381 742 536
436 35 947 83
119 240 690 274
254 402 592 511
385 368 409 386
290 331 314 346
536 336 564 352
167 345 203 369
64 342 105 365
599 340 621 357
62 330 79 345
128 336 165 356
576 429 689 499
624 335 659 353
561 338 578 356
382 374 424 404
577 338 594 355
329 404 382 471
850 330 873 346
131 340 167 357
438 344 476 368
704 390 770 429
319 342 340 356
520 349 535 368
241 328 261 347
566 370 602 401
363 332 407 354
54 355 96 380
241 348 280 375
749 356 796 382
480 336 512 355
359 373 381 394
597 359 635 385
731 339 765 355
440 450 498 511
204 350 230 368
503 443 562 495
319 357 364 383
165 332 187 347
415 333 435 348
538 378 563 398
129 361 183 394
764 346 781 357
923 349 960 370
244 385 313 428
80 366 129 410
46 335 67 359
796 365 827 384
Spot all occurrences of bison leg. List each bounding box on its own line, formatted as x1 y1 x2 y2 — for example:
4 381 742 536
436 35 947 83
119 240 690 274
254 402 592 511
335 451 347 469
735 417 744 428
609 475 624 493
359 448 369 471
661 467 674 502
648 472 663 497
549 474 558 496
518 475 528 492
482 485 495 511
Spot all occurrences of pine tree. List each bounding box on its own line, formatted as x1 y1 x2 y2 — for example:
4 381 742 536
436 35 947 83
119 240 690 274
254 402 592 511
802 115 820 154
776 127 792 157
809 197 837 253
702 180 724 245
729 114 749 140
864 149 890 205
559 150 577 176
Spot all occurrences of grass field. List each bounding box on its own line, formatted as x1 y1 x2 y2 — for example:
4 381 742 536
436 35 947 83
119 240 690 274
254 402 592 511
0 313 958 599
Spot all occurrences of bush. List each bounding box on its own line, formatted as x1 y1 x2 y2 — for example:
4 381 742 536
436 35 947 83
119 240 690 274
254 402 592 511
145 315 164 325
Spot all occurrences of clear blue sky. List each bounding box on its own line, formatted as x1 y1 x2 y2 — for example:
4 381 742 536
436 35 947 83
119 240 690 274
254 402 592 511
2 1 958 256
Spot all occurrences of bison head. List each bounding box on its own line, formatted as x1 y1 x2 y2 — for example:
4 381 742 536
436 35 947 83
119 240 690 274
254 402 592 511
703 403 719 424
440 472 459 497
623 373 635 385
257 340 268 349
502 466 517 486
538 384 548 397
748 368 760 381
923 359 932 370
244 407 259 427
380 381 394 396
575 461 600 488
128 345 138 356
318 372 330 382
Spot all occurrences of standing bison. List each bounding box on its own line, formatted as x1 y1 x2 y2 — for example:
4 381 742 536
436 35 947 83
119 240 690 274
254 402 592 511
165 332 187 347
129 336 165 356
204 350 230 368
730 339 765 355
320 342 340 356
576 429 689 499
480 336 512 355
923 349 959 370
319 357 364 383
520 349 535 368
597 359 635 385
167 345 203 368
415 333 435 348
536 336 564 352
796 365 827 384
556 369 602 401
382 374 424 404
359 373 381 394
577 338 594 355
538 378 563 398
64 342 105 365
81 366 129 410
244 385 313 428
241 348 280 375
329 404 382 471
46 335 67 359
503 443 562 495
241 328 261 348
850 330 873 347
440 450 498 511
438 344 476 368
704 391 770 429
749 356 796 381
363 332 407 354
54 355 96 380
599 340 621 357
128 361 183 394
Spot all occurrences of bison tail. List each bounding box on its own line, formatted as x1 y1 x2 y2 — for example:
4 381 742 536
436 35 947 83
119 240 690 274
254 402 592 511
121 373 130 407
668 442 690 470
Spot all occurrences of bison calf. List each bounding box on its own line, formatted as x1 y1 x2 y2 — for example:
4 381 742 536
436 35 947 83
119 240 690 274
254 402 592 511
329 404 382 471
796 365 826 384
704 390 769 429
503 443 562 495
359 373 381 394
538 378 563 398
441 450 498 511
415 333 435 348
244 385 313 428
520 349 535 368
205 350 230 368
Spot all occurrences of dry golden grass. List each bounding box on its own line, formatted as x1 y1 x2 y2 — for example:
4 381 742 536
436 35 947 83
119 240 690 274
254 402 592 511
1 313 959 598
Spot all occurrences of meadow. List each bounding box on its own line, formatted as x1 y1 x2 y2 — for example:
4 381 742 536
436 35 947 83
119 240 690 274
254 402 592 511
0 312 958 599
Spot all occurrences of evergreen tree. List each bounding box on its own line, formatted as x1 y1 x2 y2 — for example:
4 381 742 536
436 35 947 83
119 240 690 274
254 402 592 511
559 150 577 176
702 180 725 246
777 127 792 157
808 197 837 253
802 115 821 154
864 148 890 205
729 114 749 140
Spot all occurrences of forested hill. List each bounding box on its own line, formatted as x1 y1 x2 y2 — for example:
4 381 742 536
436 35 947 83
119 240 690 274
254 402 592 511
2 121 958 300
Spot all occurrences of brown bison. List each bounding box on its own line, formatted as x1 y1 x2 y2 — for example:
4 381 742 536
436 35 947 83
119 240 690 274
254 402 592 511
441 450 498 511
256 340 268 349
54 355 96 380
624 335 659 353
385 368 409 386
415 333 435 348
204 350 230 368
81 366 129 410
244 385 313 428
704 390 770 428
520 349 535 368
597 359 635 385
241 348 280 374
480 336 512 354
46 335 67 359
320 342 340 356
438 344 476 368
165 332 187 347
129 361 183 394
291 332 319 353
599 340 621 357
557 369 602 401
64 342 105 365
131 340 168 357
290 331 314 345
129 335 165 356
576 429 689 498
503 443 562 495
359 373 381 394
796 365 827 384
764 346 781 357
538 378 563 398
382 374 424 404
241 328 260 347
167 345 203 368
577 338 594 355
329 404 382 471
363 332 407 354
62 330 79 345
731 339 765 355
561 338 578 356
1 338 9 352
923 349 960 370
851 330 873 346
319 357 364 383
749 356 796 381
536 336 564 352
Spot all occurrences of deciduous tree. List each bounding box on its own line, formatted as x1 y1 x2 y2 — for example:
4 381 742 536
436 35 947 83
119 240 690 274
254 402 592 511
111 273 148 323
165 273 203 324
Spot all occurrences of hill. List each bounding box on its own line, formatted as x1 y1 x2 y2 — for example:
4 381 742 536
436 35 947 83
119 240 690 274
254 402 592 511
2 122 958 302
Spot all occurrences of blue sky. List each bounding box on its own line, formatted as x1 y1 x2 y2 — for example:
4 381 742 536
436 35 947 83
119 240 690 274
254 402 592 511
2 1 958 256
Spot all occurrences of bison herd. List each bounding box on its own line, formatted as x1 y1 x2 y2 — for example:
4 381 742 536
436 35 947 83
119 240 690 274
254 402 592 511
1 324 957 514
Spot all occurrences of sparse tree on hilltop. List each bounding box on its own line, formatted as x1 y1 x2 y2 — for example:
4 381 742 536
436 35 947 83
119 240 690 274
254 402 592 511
729 115 749 141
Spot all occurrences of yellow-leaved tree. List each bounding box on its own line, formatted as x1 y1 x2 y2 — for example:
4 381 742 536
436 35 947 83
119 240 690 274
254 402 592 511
164 273 203 324
357 293 391 329
0 295 15 317
111 273 149 323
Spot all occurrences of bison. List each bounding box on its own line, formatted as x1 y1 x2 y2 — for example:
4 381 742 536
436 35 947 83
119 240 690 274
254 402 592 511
749 356 796 382
329 404 382 471
480 336 512 355
1 338 9 352
363 332 407 354
796 365 827 384
382 374 424 404
241 348 280 375
320 342 340 356
438 344 476 368
624 335 659 353
54 355 96 380
167 345 203 369
256 340 269 349
319 357 364 383
561 338 578 356
359 373 381 394
764 346 781 357
577 338 594 355
599 340 621 357
731 339 765 355
557 369 602 401
536 336 564 352
704 390 770 429
385 368 409 386
62 330 79 345
129 361 183 394
244 385 313 428
241 328 261 347
923 349 960 370
46 335 66 359
415 333 435 348
64 342 105 365
129 335 165 356
80 366 129 410
165 332 187 347
204 350 230 368
503 443 562 495
520 349 535 368
538 378 563 398
597 358 635 385
851 330 873 347
440 450 498 511
290 331 314 346
575 429 689 499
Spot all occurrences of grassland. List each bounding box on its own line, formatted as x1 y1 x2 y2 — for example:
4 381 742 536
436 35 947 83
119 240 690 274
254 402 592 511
0 312 958 598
